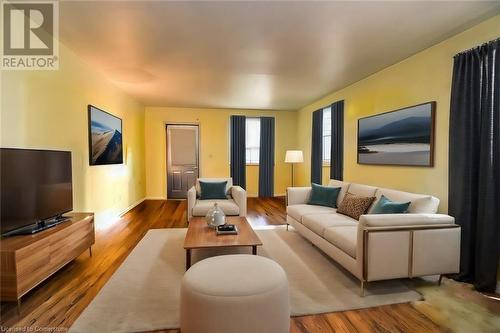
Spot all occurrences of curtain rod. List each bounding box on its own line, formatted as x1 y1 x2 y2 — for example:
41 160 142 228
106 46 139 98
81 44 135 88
454 37 500 58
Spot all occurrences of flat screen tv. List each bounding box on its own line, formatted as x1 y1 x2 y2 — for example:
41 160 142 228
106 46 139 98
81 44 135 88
0 148 73 237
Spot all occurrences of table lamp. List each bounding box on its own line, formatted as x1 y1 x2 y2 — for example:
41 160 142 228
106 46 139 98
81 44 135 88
285 150 303 187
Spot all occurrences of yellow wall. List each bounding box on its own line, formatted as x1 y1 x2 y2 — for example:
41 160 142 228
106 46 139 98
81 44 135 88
295 14 500 213
145 107 297 198
1 44 147 226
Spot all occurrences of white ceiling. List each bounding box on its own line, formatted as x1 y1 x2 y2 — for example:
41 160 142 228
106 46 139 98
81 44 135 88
60 1 500 110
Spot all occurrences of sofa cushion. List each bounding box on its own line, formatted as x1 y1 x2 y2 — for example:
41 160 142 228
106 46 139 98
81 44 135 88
193 199 240 216
308 183 341 208
302 213 357 237
327 179 351 206
370 187 439 214
371 195 410 214
337 193 376 220
323 226 358 258
286 204 336 222
347 183 378 197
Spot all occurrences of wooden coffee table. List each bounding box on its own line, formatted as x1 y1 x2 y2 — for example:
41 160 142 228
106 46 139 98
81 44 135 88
183 216 263 270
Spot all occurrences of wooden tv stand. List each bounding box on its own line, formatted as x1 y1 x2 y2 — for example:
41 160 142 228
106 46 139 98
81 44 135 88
0 213 94 307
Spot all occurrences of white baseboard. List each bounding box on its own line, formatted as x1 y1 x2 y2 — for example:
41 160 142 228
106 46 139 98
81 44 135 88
248 193 286 198
119 197 146 217
145 196 167 200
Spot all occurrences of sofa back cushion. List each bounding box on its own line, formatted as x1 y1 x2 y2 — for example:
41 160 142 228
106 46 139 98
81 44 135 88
348 183 377 197
196 178 233 196
327 179 350 206
370 187 439 214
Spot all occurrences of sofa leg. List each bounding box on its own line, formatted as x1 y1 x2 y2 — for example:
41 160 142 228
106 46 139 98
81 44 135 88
438 274 444 286
286 223 289 231
360 280 365 297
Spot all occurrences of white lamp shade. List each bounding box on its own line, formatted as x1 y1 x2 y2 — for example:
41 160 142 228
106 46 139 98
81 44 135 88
285 150 304 163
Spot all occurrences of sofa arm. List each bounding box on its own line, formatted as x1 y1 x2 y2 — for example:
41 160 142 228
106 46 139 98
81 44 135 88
187 186 197 221
231 186 247 217
359 213 455 229
287 187 311 206
357 213 460 282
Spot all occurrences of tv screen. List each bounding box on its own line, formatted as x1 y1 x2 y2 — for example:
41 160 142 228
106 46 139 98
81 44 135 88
0 148 73 235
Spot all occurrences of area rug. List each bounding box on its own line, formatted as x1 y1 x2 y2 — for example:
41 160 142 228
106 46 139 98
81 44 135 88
70 227 421 333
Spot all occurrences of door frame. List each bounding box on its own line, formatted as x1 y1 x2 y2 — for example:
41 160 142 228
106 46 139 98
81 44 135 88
165 122 201 199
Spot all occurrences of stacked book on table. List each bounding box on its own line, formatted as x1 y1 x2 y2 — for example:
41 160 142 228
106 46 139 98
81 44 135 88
216 224 238 235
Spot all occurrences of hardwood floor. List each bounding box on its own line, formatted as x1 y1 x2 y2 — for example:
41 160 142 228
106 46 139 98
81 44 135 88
0 198 454 332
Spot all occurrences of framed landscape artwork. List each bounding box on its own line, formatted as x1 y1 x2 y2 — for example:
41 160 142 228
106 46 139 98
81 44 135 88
357 102 435 167
88 105 123 165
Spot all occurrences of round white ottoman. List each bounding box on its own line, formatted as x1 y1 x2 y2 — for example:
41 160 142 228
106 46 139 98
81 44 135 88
180 254 290 333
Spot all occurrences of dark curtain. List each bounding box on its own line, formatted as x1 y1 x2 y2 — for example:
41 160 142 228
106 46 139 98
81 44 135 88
449 38 500 292
259 117 275 197
230 115 246 189
330 100 344 181
311 109 323 184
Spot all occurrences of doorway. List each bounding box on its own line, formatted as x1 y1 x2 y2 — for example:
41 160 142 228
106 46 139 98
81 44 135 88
166 124 199 199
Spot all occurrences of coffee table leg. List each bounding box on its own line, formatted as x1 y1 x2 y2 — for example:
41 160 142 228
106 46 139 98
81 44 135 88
186 249 191 270
252 245 257 255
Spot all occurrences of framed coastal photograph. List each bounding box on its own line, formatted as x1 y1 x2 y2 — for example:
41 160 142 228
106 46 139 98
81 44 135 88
357 102 435 167
88 105 123 165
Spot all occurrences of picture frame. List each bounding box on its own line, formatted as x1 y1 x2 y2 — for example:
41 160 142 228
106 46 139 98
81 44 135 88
87 105 123 165
357 102 436 167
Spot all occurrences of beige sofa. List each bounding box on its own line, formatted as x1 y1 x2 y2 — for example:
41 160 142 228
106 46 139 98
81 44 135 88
286 180 460 294
187 178 247 221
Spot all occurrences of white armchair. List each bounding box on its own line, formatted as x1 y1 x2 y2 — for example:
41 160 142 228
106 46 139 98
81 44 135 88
187 178 247 221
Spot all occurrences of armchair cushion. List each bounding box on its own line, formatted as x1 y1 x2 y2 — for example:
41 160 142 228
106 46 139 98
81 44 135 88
192 199 240 216
199 181 228 200
196 178 233 196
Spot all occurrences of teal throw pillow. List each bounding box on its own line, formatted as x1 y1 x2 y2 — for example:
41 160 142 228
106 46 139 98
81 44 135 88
371 195 410 214
308 183 341 208
199 181 228 200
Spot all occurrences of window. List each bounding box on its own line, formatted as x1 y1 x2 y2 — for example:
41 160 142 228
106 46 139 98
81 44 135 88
246 118 260 164
322 107 331 163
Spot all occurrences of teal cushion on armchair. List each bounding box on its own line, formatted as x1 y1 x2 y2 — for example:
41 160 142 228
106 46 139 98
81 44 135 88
308 183 341 208
371 195 410 214
199 181 228 200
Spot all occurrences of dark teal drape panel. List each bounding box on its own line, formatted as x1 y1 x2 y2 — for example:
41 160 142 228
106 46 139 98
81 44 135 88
311 109 323 184
258 117 275 197
230 115 246 189
449 38 500 292
330 100 344 181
